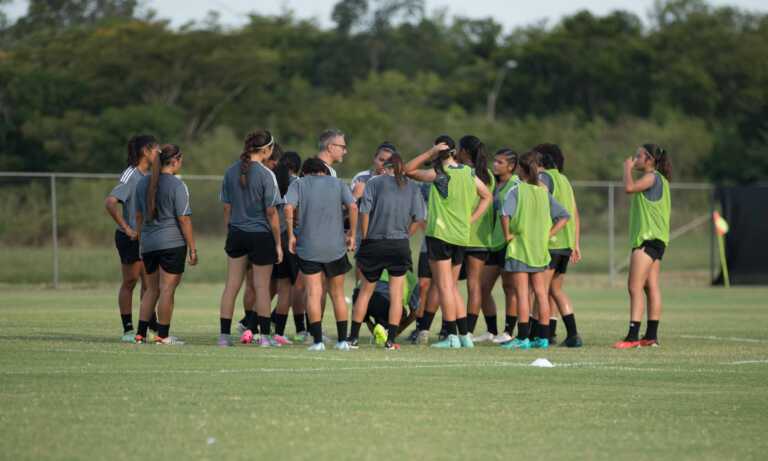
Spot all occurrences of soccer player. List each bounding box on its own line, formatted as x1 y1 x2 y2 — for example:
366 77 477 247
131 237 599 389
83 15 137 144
352 269 421 345
499 152 569 350
105 135 159 342
614 144 672 349
134 144 197 345
405 136 492 349
285 158 358 351
217 131 283 347
348 152 426 350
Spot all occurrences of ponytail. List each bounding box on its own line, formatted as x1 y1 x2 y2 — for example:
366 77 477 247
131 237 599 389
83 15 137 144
275 151 302 196
432 134 456 178
459 135 491 185
385 153 407 188
126 134 157 167
239 130 274 188
146 144 182 222
643 143 672 181
518 151 541 185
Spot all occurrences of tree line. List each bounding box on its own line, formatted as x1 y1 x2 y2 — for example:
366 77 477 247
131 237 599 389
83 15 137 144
0 0 766 183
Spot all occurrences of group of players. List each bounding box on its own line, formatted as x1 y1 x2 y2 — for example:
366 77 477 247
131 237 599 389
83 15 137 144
105 129 672 351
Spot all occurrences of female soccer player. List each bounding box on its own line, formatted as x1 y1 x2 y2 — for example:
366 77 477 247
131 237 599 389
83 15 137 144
456 135 496 340
105 135 159 341
348 152 426 350
405 136 492 349
614 144 671 349
217 131 283 347
535 144 583 347
500 152 569 350
285 158 358 351
134 144 197 345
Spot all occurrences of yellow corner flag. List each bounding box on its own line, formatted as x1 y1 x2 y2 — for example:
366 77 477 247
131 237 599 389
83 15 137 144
713 211 730 287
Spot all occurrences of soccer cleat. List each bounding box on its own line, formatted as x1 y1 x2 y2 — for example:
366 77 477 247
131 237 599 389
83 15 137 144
334 341 351 351
416 330 430 345
272 334 293 346
373 324 388 346
155 336 185 345
121 330 136 343
407 329 419 343
613 339 642 349
134 334 147 344
500 338 531 350
639 338 660 347
437 330 448 341
473 332 495 343
431 334 461 349
240 329 255 344
459 334 474 349
492 332 514 344
307 342 326 352
292 331 310 343
217 334 233 347
559 335 583 348
235 321 248 336
531 338 549 349
348 338 360 349
385 342 401 351
258 335 274 347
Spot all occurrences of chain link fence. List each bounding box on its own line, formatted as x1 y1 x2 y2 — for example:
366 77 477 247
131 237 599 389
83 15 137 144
0 172 716 287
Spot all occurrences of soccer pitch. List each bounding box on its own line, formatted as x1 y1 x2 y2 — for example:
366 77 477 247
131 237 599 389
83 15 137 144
1 284 767 460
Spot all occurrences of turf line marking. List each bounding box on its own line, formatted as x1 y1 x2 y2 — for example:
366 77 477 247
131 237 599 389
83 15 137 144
680 335 767 343
724 359 768 365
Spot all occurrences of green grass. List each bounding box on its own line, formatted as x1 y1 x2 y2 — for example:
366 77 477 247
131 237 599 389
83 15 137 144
1 284 767 460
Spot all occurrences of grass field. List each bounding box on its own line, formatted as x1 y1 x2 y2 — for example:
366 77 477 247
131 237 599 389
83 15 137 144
1 283 767 460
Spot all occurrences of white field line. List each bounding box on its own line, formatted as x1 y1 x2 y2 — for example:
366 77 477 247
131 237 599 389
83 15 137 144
680 335 768 344
724 360 768 365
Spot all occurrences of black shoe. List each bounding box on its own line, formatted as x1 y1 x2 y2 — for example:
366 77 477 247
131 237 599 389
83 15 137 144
348 338 360 349
559 334 583 348
438 329 448 341
407 329 419 343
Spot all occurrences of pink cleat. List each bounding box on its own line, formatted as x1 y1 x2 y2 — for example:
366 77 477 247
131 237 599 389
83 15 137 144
240 329 254 344
272 334 293 346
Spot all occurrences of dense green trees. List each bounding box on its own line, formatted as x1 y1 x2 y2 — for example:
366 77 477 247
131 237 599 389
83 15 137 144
0 0 766 183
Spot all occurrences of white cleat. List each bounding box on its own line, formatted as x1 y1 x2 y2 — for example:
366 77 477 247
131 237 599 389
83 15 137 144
492 332 514 344
473 332 496 343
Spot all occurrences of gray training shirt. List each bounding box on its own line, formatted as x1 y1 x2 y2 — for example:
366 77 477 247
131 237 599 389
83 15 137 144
643 173 663 201
135 174 191 253
220 161 280 233
286 175 355 263
109 166 147 232
501 186 570 223
278 175 299 234
359 175 426 240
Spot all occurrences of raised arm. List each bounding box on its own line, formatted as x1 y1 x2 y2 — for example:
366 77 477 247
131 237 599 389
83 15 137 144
404 144 447 183
623 157 655 194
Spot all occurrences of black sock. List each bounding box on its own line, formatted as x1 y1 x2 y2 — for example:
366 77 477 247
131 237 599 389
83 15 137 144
467 314 479 334
258 315 271 336
349 321 362 340
220 318 232 335
157 323 170 338
271 309 277 324
336 320 348 342
245 311 256 332
274 313 288 336
440 320 448 336
446 320 457 336
293 313 306 333
148 312 158 332
644 320 659 340
305 313 310 330
121 314 133 333
238 315 247 327
456 317 469 336
562 313 578 337
421 312 436 331
309 321 323 344
484 314 498 335
517 322 530 341
137 320 149 337
538 323 550 342
626 321 641 341
528 317 539 340
549 318 557 338
505 315 517 335
387 323 398 343
415 315 425 330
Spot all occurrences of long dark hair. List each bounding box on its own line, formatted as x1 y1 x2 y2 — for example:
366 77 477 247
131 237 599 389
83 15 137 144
384 152 407 188
533 143 564 172
240 130 273 188
275 151 302 196
518 151 541 186
301 157 328 176
643 143 672 181
147 144 182 221
459 135 491 185
432 135 456 178
127 135 157 167
495 148 519 181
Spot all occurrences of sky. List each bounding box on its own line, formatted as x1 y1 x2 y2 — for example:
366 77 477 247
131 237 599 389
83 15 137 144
4 0 767 30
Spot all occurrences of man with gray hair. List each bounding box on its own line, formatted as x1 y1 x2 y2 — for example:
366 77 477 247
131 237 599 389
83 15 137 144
316 129 348 178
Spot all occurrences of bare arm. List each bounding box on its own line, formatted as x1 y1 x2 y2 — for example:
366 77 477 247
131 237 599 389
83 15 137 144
571 199 582 263
266 207 283 264
352 181 366 200
360 212 369 240
105 196 136 239
285 205 296 254
405 144 446 183
177 216 198 265
470 176 492 223
549 217 569 238
346 203 358 251
502 216 512 242
222 203 231 231
135 211 143 241
623 158 656 194
408 220 424 237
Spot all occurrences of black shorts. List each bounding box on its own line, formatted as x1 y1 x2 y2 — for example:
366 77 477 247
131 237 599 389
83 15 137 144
272 237 299 284
486 247 507 267
465 249 489 262
298 254 352 278
356 239 412 283
418 251 431 279
225 228 277 266
142 246 186 275
115 230 141 265
548 250 572 274
426 236 465 265
634 239 666 261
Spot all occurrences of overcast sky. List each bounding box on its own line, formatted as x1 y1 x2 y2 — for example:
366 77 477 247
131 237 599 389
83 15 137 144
5 0 767 30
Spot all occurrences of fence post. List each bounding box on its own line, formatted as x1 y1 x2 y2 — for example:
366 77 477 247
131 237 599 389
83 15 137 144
50 174 59 288
608 183 616 286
